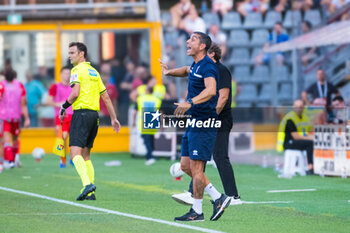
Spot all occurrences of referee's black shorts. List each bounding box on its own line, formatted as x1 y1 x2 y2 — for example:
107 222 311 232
69 109 99 148
213 109 233 157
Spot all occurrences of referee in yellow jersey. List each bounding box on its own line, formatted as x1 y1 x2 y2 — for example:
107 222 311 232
59 42 120 201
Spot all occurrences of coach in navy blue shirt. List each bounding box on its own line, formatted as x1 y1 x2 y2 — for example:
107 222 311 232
159 32 231 222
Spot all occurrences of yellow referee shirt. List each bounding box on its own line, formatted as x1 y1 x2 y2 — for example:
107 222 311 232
70 62 106 111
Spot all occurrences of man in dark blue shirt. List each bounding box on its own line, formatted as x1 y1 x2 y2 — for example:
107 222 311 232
160 32 231 222
171 44 241 208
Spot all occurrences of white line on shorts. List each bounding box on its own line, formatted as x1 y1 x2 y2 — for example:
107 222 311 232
0 186 224 233
242 201 293 204
267 189 316 193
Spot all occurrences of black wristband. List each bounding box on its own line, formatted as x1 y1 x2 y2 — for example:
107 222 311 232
62 100 72 109
187 98 194 107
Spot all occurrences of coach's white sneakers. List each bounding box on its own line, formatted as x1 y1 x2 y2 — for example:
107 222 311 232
230 196 243 205
145 158 156 166
172 191 194 205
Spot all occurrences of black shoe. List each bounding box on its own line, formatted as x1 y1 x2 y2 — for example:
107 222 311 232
174 208 204 222
86 193 96 200
306 169 314 175
76 184 96 201
210 194 231 221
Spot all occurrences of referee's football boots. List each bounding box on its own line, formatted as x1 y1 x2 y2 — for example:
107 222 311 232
174 208 204 222
86 193 96 201
76 183 96 201
210 194 231 221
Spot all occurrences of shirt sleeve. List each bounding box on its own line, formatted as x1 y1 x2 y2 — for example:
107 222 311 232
203 64 218 80
285 119 297 133
70 68 80 86
48 84 57 97
98 76 107 95
19 82 26 97
0 83 4 99
219 66 232 90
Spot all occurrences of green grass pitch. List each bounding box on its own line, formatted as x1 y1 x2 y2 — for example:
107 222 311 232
0 153 349 233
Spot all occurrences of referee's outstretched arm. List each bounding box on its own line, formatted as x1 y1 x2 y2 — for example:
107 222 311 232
100 91 121 133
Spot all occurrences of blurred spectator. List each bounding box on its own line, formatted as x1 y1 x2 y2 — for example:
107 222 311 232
211 0 234 16
34 66 52 87
273 0 290 13
132 66 149 90
302 69 341 106
300 21 317 65
255 22 289 65
322 0 350 20
238 0 269 16
329 96 346 123
4 58 12 71
110 58 126 88
292 0 313 12
118 60 135 125
24 70 47 127
179 8 206 37
170 0 196 29
208 24 227 58
99 62 114 85
99 63 118 125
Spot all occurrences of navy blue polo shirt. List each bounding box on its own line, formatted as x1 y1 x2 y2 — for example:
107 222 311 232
187 55 219 118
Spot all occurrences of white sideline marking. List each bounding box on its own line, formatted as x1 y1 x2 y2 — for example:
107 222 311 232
242 201 293 204
0 212 107 216
267 189 316 193
0 187 224 233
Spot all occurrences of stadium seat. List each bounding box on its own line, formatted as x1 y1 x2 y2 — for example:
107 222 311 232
251 48 262 63
304 10 321 27
228 48 250 65
221 12 242 30
233 66 250 82
251 29 269 46
278 83 292 100
236 84 257 101
227 30 249 47
202 12 220 30
283 11 302 28
275 65 290 81
243 12 263 29
258 84 272 101
264 11 282 28
161 12 172 28
164 30 178 47
303 71 317 88
252 65 270 82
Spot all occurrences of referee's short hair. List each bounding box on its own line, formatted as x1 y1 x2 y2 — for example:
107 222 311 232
69 42 88 59
194 32 212 52
208 43 222 62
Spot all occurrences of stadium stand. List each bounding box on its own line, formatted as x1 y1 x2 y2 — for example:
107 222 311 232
160 0 350 110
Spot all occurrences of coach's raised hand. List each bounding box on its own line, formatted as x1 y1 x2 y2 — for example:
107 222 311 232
159 59 170 76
